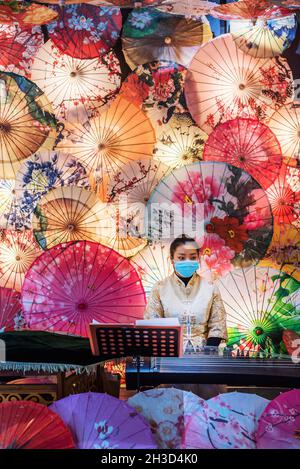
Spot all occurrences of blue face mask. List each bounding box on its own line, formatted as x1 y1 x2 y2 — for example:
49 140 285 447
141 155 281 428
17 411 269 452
174 260 199 278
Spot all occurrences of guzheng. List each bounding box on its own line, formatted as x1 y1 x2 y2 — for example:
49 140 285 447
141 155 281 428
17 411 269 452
125 348 300 389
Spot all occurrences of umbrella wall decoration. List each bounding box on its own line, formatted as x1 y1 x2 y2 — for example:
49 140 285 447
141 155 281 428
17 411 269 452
268 103 300 165
21 240 146 337
0 286 22 332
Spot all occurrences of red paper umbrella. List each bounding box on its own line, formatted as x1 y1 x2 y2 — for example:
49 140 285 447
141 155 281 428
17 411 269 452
47 4 122 60
0 401 75 449
203 118 282 189
0 286 22 332
21 240 146 337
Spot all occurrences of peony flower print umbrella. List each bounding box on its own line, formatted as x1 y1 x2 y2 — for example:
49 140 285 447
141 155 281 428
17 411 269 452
185 392 269 449
184 34 294 134
257 389 300 448
21 240 146 337
217 265 300 353
268 103 300 165
31 40 121 123
128 388 207 449
0 401 75 449
146 161 273 278
157 0 218 17
0 286 22 332
50 392 156 449
0 2 58 26
122 8 212 69
47 4 122 60
203 118 282 189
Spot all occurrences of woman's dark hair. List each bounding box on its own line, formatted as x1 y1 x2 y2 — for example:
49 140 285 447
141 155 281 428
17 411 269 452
170 235 200 259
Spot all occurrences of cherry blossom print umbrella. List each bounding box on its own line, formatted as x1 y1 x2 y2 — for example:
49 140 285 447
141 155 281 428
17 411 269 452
57 96 156 176
0 400 75 449
0 2 58 26
157 0 218 17
47 4 122 60
21 240 146 336
0 286 22 332
257 389 300 448
230 14 297 59
32 186 109 250
185 392 269 449
184 34 294 135
122 8 212 70
146 161 273 278
50 392 156 449
0 229 42 292
128 388 207 449
31 40 121 123
0 24 43 77
217 265 300 353
211 0 294 21
203 118 282 190
0 71 57 179
268 103 300 164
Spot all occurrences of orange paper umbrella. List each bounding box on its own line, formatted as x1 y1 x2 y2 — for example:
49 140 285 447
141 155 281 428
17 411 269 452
0 2 58 26
211 1 294 20
185 34 294 134
268 103 300 164
31 40 121 123
0 230 42 291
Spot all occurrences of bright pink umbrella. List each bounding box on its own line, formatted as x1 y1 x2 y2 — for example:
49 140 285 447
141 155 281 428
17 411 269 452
50 392 157 449
21 240 146 337
257 389 300 448
203 118 282 189
0 286 22 332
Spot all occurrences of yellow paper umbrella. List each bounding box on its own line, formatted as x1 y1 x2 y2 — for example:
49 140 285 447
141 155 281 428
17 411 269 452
31 40 121 123
0 230 42 291
268 103 300 165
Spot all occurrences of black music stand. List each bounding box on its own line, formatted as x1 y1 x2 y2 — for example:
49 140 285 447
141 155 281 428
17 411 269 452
89 324 183 390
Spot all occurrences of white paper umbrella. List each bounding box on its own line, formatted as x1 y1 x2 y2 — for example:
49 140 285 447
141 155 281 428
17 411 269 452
268 103 300 164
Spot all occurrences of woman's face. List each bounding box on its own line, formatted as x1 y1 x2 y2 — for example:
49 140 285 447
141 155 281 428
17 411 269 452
172 243 200 264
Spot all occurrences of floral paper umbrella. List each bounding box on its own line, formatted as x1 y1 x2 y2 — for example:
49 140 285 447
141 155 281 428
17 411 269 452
257 389 300 448
283 0 300 7
0 71 57 179
0 179 15 222
37 0 167 6
158 0 218 17
0 230 42 291
21 240 146 337
203 118 282 189
268 103 300 164
31 40 121 123
0 2 58 26
0 24 43 77
211 0 294 20
122 8 212 69
184 34 294 134
0 286 22 332
217 265 300 353
47 4 122 60
146 161 273 278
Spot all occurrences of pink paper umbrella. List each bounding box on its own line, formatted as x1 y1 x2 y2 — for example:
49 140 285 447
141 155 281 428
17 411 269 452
257 389 300 448
0 286 22 332
185 392 269 449
50 392 157 449
21 240 146 337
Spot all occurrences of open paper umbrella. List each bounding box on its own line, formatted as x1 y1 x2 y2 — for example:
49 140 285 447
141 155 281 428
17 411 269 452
0 286 22 332
0 24 43 77
184 34 294 134
158 0 218 17
0 2 58 26
146 162 273 278
185 392 269 449
50 392 156 449
128 388 207 449
268 103 300 164
203 118 282 189
257 389 300 448
47 4 122 60
283 0 300 7
217 265 300 353
211 0 294 20
122 8 212 69
31 40 121 123
0 230 42 291
21 240 146 336
0 71 57 179
283 329 300 356
0 179 15 221
38 0 167 5
0 401 75 449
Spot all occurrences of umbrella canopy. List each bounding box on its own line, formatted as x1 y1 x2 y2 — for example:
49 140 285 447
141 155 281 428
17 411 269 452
146 161 273 278
283 329 300 356
0 24 43 77
203 118 282 189
21 240 146 337
122 8 212 69
211 0 294 20
0 179 15 222
283 0 300 7
0 400 75 449
50 392 156 449
0 2 58 26
268 103 300 165
184 34 294 134
47 4 122 60
185 392 269 449
157 0 218 16
31 40 121 123
128 388 206 449
217 265 300 353
0 71 57 179
0 286 22 332
257 389 300 448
